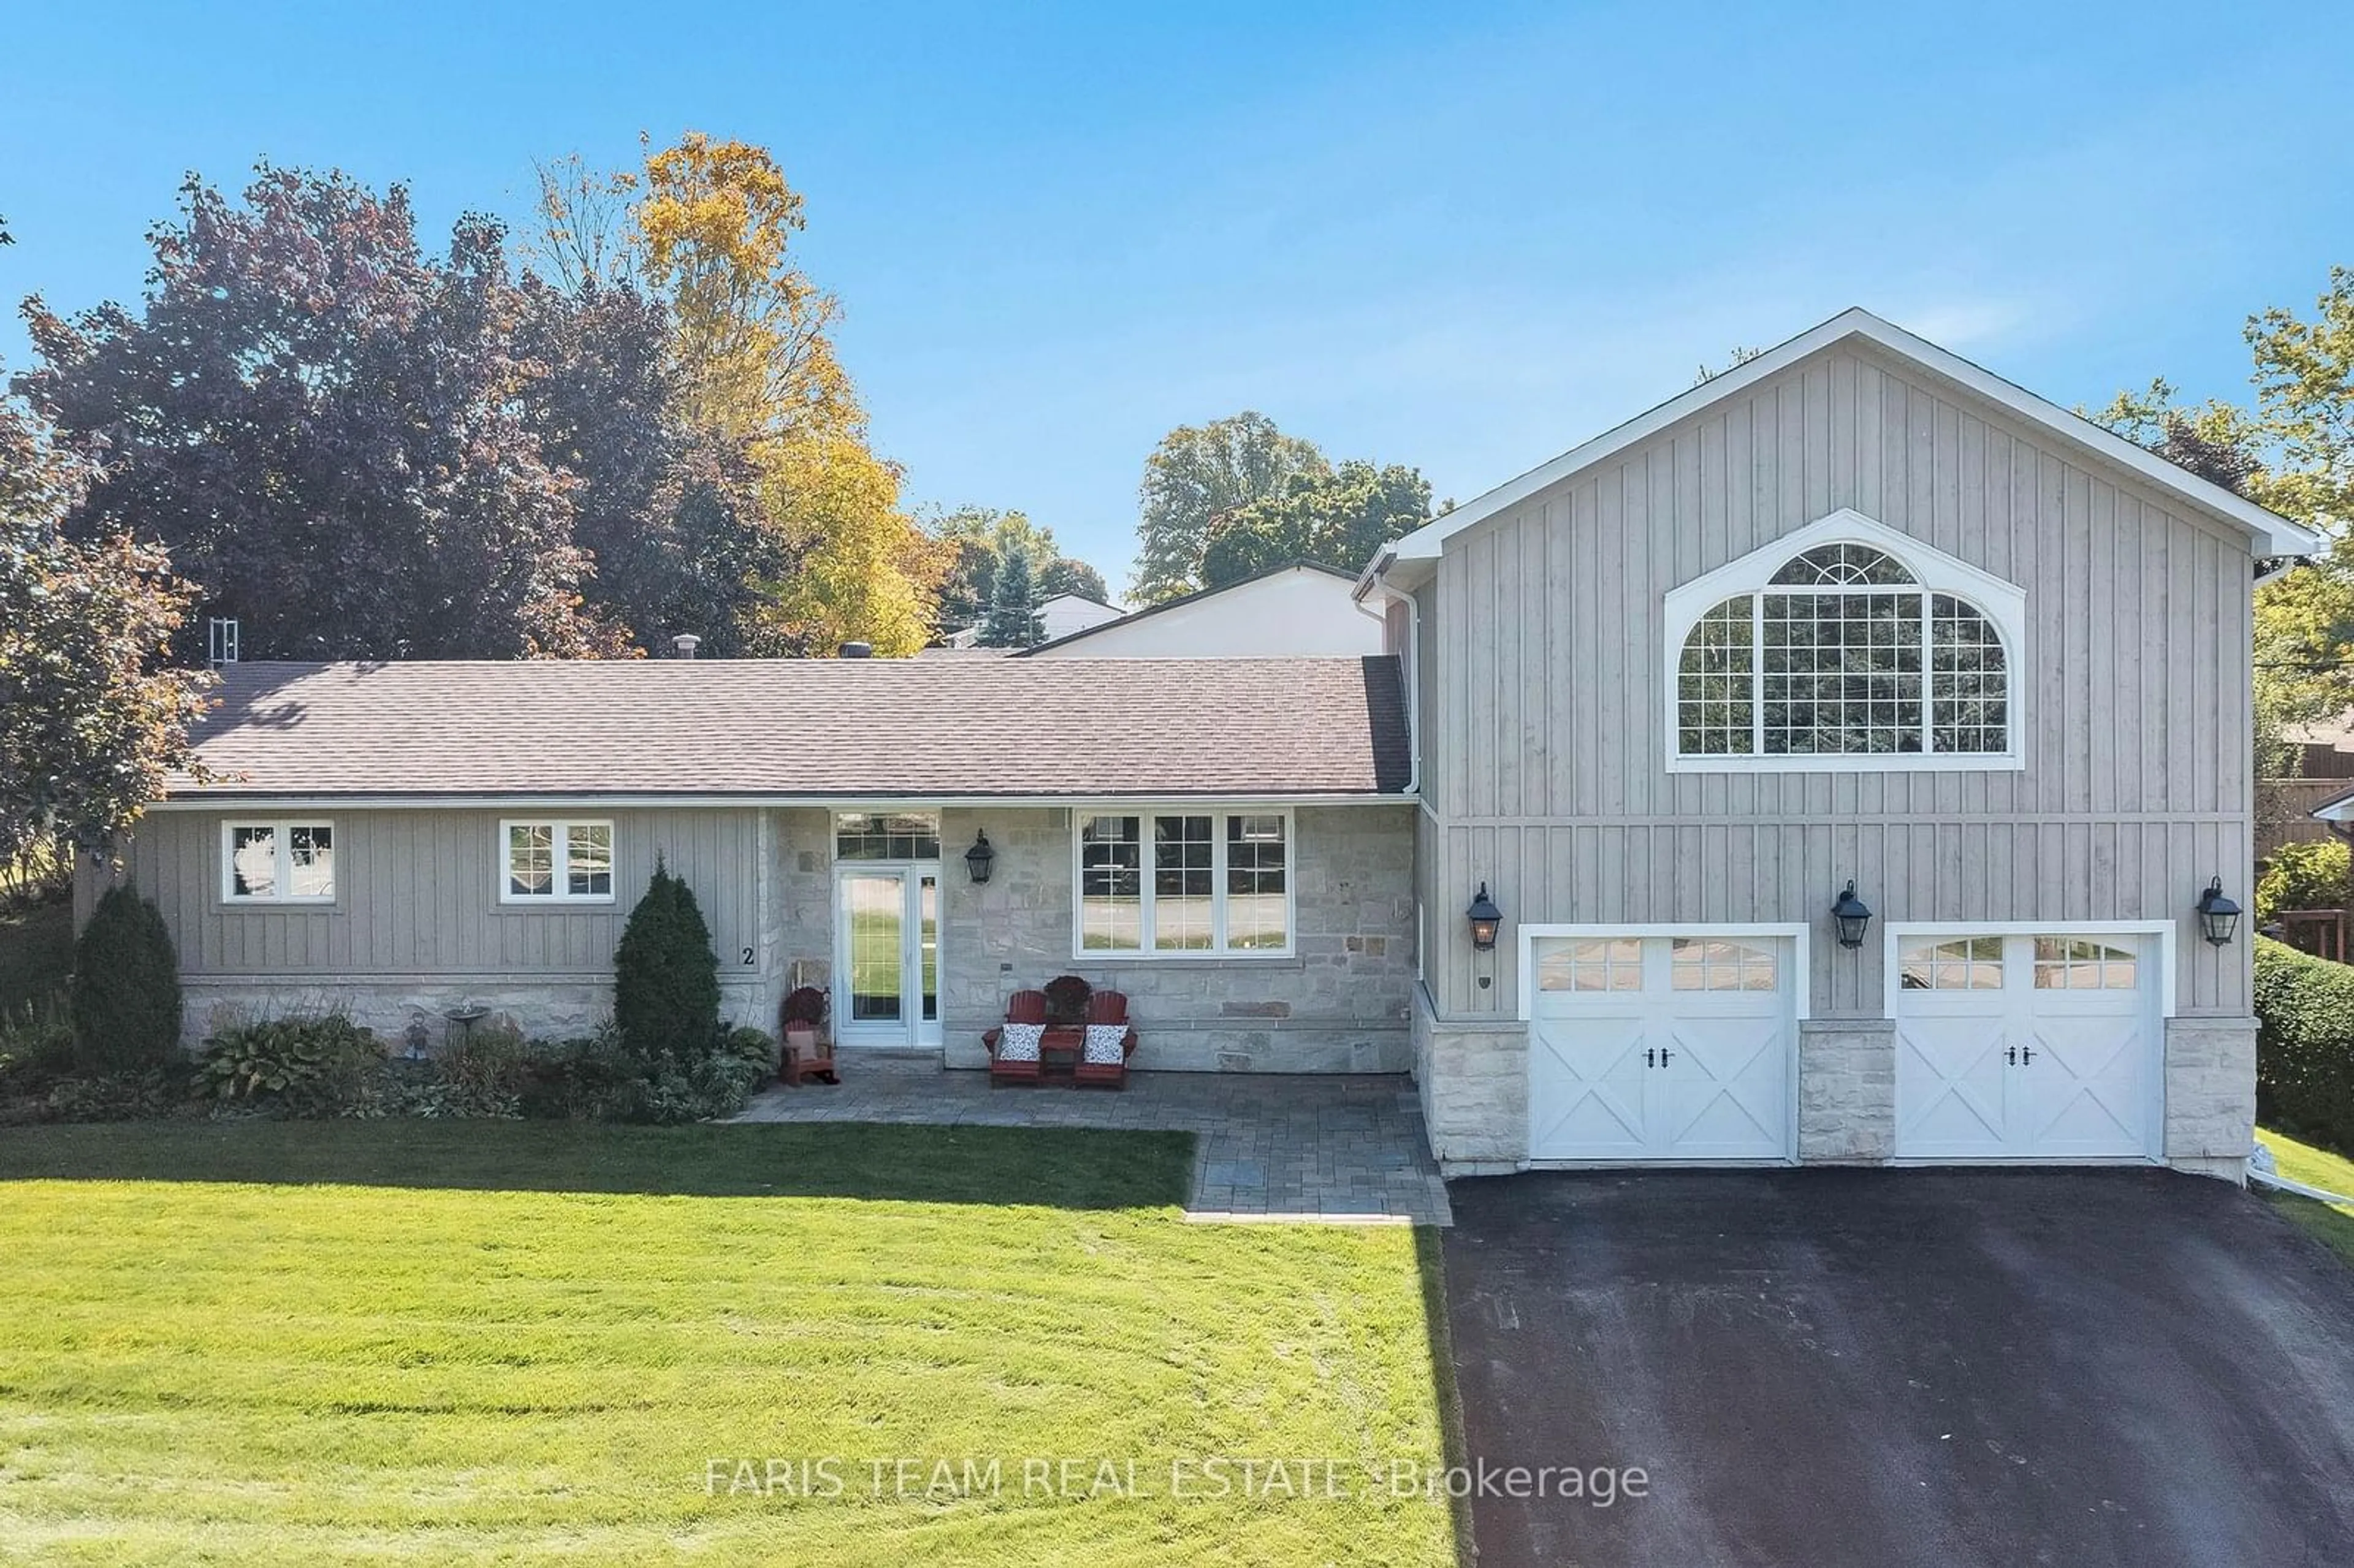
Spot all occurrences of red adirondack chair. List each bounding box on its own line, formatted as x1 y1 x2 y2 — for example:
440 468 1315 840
1072 989 1138 1089
983 990 1049 1085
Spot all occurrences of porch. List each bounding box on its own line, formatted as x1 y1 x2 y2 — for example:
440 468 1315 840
729 1059 1452 1226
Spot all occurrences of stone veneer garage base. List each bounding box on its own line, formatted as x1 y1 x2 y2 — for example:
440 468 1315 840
177 978 770 1052
1412 988 2256 1183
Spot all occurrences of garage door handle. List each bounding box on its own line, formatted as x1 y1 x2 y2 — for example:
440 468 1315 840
2005 1045 2017 1065
1658 1048 1673 1065
1645 1048 1655 1067
2020 1045 2035 1064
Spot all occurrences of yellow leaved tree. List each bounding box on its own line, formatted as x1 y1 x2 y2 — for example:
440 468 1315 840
622 132 940 654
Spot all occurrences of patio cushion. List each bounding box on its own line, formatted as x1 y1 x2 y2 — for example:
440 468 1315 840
996 1021 1045 1063
1082 1024 1128 1066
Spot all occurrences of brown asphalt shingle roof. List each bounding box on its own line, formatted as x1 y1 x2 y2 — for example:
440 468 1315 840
169 657 1411 800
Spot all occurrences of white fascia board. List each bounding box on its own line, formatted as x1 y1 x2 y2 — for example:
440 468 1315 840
148 790 1415 812
1374 308 2319 571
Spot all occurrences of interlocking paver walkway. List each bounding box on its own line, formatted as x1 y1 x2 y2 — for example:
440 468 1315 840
730 1057 1452 1226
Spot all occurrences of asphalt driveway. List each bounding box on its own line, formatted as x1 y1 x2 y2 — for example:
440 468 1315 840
1441 1169 2354 1567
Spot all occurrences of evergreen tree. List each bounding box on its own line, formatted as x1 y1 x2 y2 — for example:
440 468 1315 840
612 859 721 1061
70 885 183 1072
981 547 1045 647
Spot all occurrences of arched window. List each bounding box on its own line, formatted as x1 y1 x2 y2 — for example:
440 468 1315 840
1666 515 2022 767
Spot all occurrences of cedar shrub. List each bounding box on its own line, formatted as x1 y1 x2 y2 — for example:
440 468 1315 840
2253 935 2354 1155
612 858 720 1064
69 885 182 1072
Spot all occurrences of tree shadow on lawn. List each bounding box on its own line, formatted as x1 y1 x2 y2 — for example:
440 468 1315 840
0 1120 1194 1211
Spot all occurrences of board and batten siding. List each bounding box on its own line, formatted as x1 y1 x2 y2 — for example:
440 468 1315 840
121 807 764 980
1422 341 2255 1021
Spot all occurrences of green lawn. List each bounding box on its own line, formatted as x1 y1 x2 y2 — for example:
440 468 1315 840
2258 1125 2354 1266
0 1121 1457 1567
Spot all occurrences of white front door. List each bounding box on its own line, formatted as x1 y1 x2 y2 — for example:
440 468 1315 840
1528 935 1795 1162
834 866 940 1048
1893 933 2158 1160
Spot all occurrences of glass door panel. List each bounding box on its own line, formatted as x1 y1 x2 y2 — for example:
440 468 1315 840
918 874 940 1033
842 874 905 1027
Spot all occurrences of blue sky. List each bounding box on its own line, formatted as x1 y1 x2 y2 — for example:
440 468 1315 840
3 2 2349 593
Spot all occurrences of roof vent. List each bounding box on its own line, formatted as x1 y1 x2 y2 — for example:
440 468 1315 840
207 617 240 667
837 641 873 659
671 633 701 660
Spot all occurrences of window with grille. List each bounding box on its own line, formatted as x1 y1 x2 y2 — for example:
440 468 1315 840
1075 810 1290 956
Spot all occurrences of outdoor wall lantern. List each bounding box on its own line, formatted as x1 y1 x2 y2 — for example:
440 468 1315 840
1830 881 1874 950
964 831 997 885
2196 876 2241 946
1466 883 1503 953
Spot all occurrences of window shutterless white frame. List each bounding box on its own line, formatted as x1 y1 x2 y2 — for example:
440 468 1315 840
497 818 617 904
1067 805 1297 959
1662 509 2028 774
219 820 337 904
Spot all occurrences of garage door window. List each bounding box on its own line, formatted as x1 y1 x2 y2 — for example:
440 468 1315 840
1536 938 1642 992
1670 937 1778 991
2033 938 2138 990
1899 936 2003 990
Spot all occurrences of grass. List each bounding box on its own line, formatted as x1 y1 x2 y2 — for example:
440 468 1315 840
0 894 72 1015
2257 1125 2354 1266
0 1121 1457 1567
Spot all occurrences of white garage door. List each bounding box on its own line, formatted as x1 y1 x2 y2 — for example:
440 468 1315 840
1528 935 1796 1162
1893 933 2160 1161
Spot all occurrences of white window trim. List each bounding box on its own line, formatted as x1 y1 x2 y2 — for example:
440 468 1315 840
1068 805 1297 959
1881 921 2178 1022
219 819 337 905
1515 923 1813 1024
497 818 617 905
1661 509 2028 774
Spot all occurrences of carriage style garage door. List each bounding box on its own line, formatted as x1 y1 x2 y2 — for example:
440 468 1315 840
1892 932 2162 1161
1528 934 1797 1162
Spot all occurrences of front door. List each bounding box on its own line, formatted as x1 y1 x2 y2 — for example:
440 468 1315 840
834 866 940 1048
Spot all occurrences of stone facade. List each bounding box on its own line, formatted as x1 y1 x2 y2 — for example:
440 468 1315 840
1796 1019 1897 1164
2163 1016 2258 1180
178 975 766 1053
937 804 1416 1072
1412 986 1526 1174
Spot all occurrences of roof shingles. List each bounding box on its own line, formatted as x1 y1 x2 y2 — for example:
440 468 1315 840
170 657 1411 801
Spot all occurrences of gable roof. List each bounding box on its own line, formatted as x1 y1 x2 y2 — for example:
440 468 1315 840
1017 560 1359 657
1365 308 2317 590
162 657 1411 802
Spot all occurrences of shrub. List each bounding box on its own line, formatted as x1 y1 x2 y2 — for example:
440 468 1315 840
2253 935 2354 1154
419 1021 528 1118
613 861 720 1063
779 986 828 1032
69 885 182 1073
197 1012 385 1116
0 995 78 1094
2256 839 2352 922
42 1067 191 1123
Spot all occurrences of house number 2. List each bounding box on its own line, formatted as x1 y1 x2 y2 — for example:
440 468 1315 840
742 947 755 966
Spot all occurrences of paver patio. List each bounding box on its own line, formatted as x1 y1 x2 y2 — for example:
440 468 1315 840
731 1057 1452 1225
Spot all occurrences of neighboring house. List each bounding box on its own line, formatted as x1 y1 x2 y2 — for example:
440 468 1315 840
1021 562 1384 659
1362 308 2312 1183
96 657 1415 1073
1036 592 1125 643
91 307 2310 1184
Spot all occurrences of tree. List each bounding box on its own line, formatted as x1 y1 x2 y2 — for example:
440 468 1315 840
926 506 1110 635
981 546 1045 647
1694 344 1767 385
511 273 777 655
612 859 720 1062
17 164 619 660
1200 459 1433 588
0 398 214 871
69 885 182 1072
1132 412 1328 603
627 134 940 653
1040 555 1110 604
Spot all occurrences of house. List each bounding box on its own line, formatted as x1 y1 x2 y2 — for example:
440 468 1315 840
1020 562 1385 659
92 306 2309 1182
1035 592 1125 642
1361 306 2312 1183
102 657 1416 1073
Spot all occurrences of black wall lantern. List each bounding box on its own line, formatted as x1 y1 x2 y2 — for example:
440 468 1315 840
964 831 996 885
1830 880 1873 949
1466 883 1503 952
2196 876 2241 946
